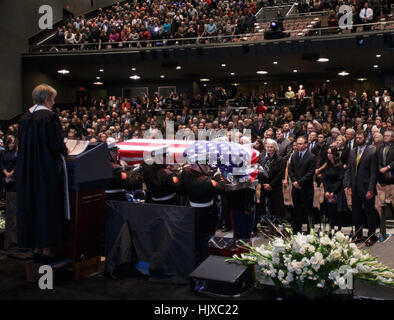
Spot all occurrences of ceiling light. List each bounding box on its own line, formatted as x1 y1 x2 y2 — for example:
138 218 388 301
357 78 367 81
230 72 235 76
132 67 136 71
232 83 240 86
160 75 165 78
326 80 330 83
99 69 104 72
264 82 268 85
338 71 349 76
58 69 70 74
317 58 329 62
293 70 298 73
273 61 278 65
373 65 378 68
203 84 207 87
176 66 181 70
96 76 101 80
200 78 210 82
376 54 381 58
221 64 226 67
256 70 268 74
130 75 141 80
94 82 103 85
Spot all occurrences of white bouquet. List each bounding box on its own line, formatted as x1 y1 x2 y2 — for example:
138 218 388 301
0 215 5 230
227 229 394 299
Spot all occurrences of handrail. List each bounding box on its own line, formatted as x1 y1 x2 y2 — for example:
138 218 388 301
28 20 394 53
287 10 329 17
286 2 298 16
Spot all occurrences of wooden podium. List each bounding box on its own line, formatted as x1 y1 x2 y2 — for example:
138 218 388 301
67 188 106 280
65 142 112 280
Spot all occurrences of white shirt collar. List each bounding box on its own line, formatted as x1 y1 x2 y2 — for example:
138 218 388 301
29 104 52 113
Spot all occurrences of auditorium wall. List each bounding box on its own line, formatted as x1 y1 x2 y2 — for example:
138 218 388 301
0 0 118 120
22 71 81 108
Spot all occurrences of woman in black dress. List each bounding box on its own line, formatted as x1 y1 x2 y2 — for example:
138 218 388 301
258 139 286 226
1 135 17 192
322 146 347 230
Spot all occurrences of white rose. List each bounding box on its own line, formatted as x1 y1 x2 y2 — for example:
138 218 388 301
286 272 294 282
320 236 332 246
278 270 285 279
306 235 315 243
335 232 346 242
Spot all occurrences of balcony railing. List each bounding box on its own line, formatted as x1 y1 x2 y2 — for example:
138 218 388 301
28 20 394 54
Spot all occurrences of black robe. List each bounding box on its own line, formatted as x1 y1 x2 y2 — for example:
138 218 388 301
17 109 68 248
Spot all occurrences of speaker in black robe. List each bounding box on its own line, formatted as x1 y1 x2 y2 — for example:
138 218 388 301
16 108 68 249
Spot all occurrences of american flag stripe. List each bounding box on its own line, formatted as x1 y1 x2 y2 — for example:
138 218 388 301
117 139 260 178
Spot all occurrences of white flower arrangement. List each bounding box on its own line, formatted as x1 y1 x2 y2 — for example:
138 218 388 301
0 215 5 231
227 229 394 299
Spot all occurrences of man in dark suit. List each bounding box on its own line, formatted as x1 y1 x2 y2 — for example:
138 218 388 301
282 122 295 140
344 130 378 246
252 114 267 139
345 128 356 151
312 133 329 171
276 128 292 161
289 136 316 234
371 90 382 108
375 129 394 241
308 131 318 152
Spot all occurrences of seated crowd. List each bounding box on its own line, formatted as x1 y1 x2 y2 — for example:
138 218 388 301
47 0 392 51
1 83 394 245
53 0 259 49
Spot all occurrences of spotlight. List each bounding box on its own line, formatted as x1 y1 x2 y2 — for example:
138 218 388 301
58 69 70 75
270 20 279 32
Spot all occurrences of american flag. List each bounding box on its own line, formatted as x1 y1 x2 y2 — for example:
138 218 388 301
117 139 259 179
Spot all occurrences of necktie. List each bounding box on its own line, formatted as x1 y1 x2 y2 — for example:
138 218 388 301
364 9 367 17
356 148 362 176
299 151 303 160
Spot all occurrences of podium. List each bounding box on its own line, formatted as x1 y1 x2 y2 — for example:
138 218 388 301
66 142 112 279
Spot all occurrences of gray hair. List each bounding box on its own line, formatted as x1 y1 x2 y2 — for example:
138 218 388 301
331 127 340 134
32 84 57 105
346 128 355 135
265 139 279 153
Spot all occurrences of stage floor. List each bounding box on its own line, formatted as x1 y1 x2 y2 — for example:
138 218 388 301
0 222 393 300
